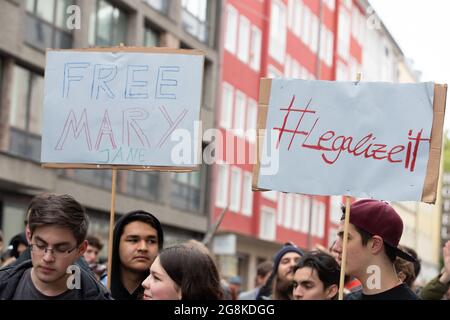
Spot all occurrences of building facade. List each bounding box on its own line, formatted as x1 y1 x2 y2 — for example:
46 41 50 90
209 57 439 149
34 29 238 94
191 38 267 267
0 0 222 257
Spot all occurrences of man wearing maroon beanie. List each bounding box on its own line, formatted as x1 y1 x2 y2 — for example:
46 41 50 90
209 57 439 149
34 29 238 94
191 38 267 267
334 199 419 300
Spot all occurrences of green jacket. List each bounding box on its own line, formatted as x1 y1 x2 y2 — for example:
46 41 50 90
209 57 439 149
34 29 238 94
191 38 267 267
419 274 450 300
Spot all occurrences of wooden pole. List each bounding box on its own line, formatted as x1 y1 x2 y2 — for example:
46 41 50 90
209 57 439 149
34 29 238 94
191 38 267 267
107 168 117 289
338 196 351 300
338 72 361 300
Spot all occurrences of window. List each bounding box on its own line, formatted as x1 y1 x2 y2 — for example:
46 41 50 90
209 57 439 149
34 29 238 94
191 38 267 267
171 170 202 213
144 26 160 47
336 60 349 81
246 98 258 143
91 0 128 46
352 7 365 45
69 169 112 190
269 1 286 63
234 90 246 134
326 29 334 66
242 172 253 216
311 201 318 236
220 83 234 129
330 196 343 223
277 192 285 225
230 167 242 212
125 171 159 201
302 6 311 48
143 0 170 14
216 165 229 208
284 193 294 228
237 16 250 63
292 60 301 78
317 202 325 238
320 24 327 61
301 196 311 233
260 207 276 240
311 14 319 53
181 0 208 42
293 0 303 37
8 65 44 161
337 8 350 61
444 199 450 212
25 0 74 50
288 0 303 37
343 0 352 9
349 57 360 81
293 196 302 231
225 5 238 53
1 202 28 251
324 0 335 11
284 55 292 77
250 26 262 71
287 0 294 29
267 65 283 78
262 190 278 201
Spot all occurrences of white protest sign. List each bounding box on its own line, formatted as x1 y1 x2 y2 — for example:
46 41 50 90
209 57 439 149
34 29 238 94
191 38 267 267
257 79 436 201
41 49 204 167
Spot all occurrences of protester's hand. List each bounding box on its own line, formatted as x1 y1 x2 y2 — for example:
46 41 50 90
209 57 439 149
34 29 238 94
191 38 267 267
439 241 450 284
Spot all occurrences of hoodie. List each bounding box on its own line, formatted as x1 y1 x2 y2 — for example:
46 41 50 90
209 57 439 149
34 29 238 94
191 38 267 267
110 210 164 300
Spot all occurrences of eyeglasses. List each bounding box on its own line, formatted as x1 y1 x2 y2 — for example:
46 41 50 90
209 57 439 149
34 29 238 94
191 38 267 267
30 243 78 257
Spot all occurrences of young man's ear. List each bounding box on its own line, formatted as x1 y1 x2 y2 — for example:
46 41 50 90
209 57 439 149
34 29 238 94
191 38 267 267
325 284 339 300
370 235 384 254
25 226 32 244
77 240 88 256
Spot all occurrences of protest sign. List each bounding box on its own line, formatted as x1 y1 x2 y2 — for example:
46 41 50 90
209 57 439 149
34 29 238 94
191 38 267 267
254 79 447 203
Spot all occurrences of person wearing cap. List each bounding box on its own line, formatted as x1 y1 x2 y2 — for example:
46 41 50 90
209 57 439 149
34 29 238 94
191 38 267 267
256 243 304 300
334 199 419 300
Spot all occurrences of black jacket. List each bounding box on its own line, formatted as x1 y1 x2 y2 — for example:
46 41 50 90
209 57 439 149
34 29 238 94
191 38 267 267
110 210 164 300
0 260 113 300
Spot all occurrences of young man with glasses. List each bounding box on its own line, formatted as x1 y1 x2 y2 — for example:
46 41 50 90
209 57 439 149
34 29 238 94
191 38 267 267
0 193 111 300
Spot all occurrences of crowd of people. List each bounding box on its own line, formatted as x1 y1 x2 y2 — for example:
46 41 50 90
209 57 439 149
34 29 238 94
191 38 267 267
0 193 449 300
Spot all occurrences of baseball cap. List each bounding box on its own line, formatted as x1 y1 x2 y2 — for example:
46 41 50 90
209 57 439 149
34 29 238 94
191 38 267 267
347 199 416 262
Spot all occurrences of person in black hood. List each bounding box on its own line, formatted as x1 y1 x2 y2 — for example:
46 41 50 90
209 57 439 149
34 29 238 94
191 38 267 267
110 210 164 300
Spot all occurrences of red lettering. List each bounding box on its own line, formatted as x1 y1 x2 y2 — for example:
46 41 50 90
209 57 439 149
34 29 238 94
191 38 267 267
387 145 405 163
408 129 430 172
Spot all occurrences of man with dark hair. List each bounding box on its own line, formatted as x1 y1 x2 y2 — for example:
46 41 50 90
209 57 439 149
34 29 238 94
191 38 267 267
334 199 419 300
110 210 164 300
0 193 111 300
84 235 106 282
84 235 104 265
292 251 340 300
257 243 304 300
